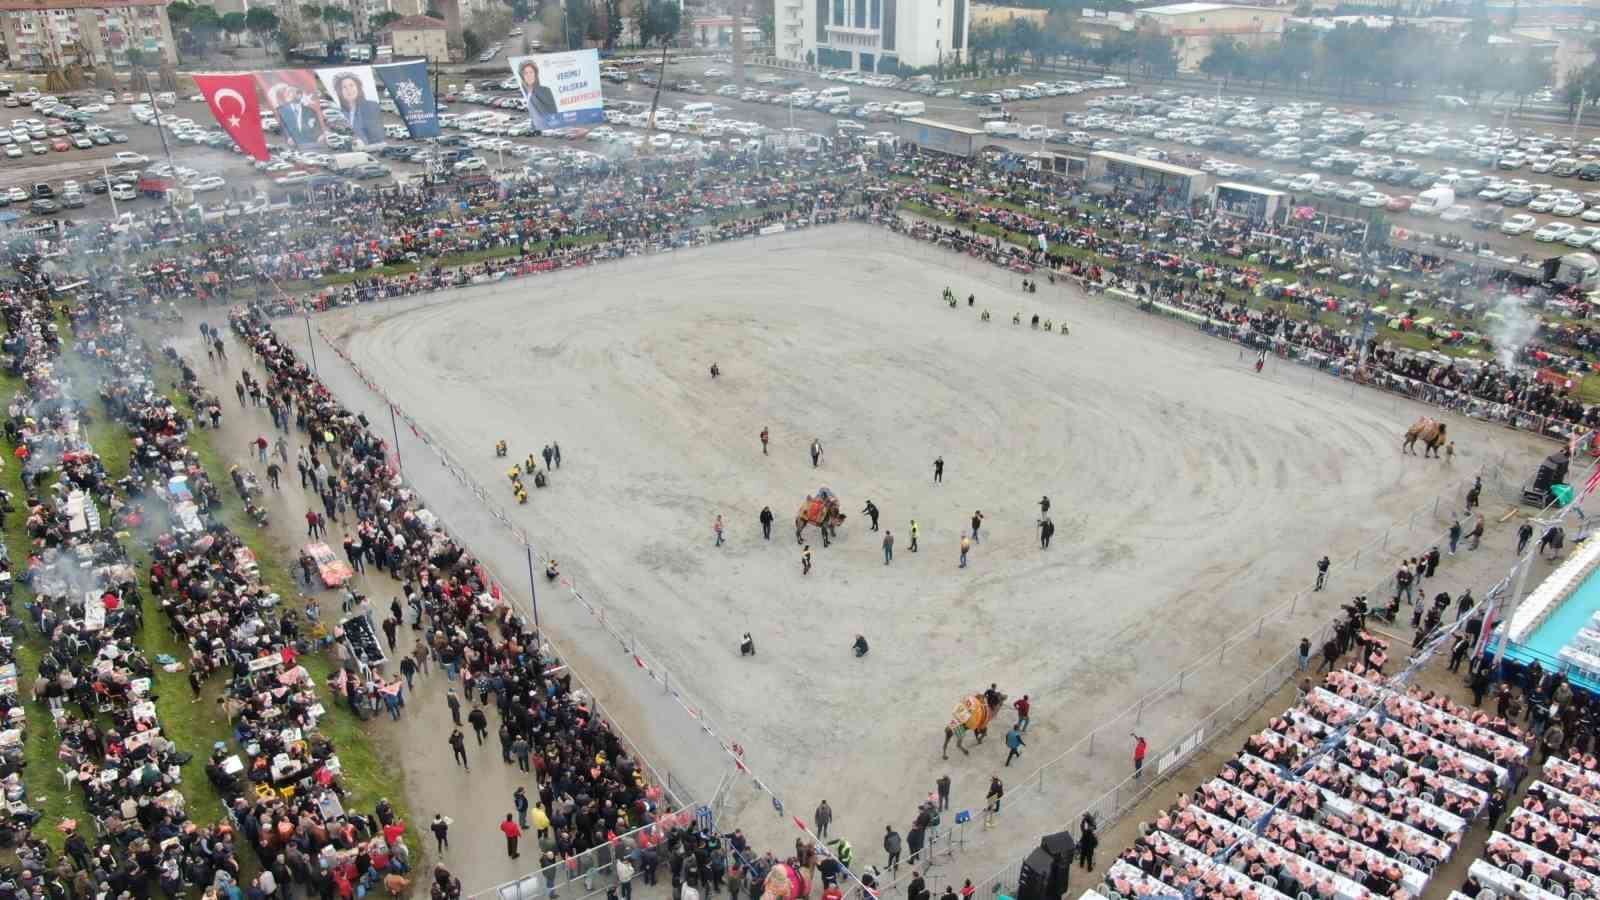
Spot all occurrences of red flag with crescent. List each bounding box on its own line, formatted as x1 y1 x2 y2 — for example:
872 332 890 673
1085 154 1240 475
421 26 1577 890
192 72 269 161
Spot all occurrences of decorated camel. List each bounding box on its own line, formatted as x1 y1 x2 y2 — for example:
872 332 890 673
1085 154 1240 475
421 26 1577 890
947 690 1007 757
1403 417 1448 458
795 488 846 547
760 842 817 900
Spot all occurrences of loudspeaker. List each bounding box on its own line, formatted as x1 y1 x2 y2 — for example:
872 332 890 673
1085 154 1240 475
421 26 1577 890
1041 831 1076 860
1016 847 1053 900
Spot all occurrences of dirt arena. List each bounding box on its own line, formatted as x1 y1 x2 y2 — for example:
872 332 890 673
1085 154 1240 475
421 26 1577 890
307 224 1551 880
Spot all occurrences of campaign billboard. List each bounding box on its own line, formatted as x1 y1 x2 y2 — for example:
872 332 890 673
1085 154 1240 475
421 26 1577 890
316 65 386 147
254 68 327 146
507 50 603 132
373 60 439 139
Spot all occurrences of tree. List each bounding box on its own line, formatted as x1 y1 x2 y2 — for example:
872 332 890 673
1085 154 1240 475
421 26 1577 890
221 11 247 44
370 10 402 32
320 5 353 37
300 3 324 35
183 5 223 55
1198 37 1243 86
166 0 196 29
562 0 593 47
605 0 623 48
463 28 484 58
639 0 679 46
246 7 280 44
1132 27 1176 79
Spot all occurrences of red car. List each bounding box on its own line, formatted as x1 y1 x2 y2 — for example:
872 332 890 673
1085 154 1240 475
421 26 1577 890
49 139 69 152
1386 194 1414 212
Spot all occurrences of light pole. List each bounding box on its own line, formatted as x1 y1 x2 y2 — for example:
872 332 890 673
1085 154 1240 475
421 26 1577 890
524 543 542 631
304 314 319 373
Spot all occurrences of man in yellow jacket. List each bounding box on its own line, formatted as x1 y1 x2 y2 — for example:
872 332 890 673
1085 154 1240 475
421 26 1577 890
531 803 551 840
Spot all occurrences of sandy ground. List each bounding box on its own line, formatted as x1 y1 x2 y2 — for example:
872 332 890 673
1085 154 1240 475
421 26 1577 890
291 224 1554 887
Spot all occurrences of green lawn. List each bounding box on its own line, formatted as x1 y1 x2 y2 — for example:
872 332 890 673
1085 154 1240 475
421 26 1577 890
150 357 409 826
0 320 409 858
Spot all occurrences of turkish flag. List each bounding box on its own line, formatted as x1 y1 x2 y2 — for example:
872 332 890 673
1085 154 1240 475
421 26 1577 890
192 72 269 162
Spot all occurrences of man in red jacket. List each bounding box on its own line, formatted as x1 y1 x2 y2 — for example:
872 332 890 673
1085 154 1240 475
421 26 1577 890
500 814 522 858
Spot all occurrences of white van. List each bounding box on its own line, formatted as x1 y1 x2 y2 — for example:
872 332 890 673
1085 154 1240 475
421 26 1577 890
888 100 926 118
681 102 716 117
817 86 850 104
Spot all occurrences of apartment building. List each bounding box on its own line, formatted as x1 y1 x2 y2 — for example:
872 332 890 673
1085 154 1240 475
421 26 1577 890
0 0 175 68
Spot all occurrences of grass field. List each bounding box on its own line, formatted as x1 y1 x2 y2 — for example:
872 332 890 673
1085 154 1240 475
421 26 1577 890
0 310 406 857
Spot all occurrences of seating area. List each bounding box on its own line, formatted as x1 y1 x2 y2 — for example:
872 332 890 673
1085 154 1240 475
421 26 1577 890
1457 752 1600 900
1092 658 1532 900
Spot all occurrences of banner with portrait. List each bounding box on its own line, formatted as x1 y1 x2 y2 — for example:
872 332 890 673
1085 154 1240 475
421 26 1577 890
373 59 439 139
507 49 603 132
254 68 327 147
315 64 386 147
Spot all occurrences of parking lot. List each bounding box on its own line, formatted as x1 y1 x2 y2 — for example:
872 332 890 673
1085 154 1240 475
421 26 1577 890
15 55 1600 262
631 58 1600 260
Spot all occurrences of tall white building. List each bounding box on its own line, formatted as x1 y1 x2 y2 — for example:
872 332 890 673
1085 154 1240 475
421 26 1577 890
784 0 968 73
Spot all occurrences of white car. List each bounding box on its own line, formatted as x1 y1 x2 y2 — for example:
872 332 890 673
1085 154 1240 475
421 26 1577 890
1440 205 1472 222
1535 222 1575 242
1566 226 1600 247
189 175 225 192
1529 193 1560 212
110 184 136 201
453 157 487 173
1553 197 1587 217
1501 214 1538 235
1358 192 1390 208
111 151 147 167
273 171 310 185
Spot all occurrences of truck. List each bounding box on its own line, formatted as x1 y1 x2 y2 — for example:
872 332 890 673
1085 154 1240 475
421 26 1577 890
905 117 983 158
331 151 375 174
1411 187 1455 217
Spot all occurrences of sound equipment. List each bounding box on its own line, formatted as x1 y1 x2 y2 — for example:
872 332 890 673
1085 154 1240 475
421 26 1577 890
1017 835 1074 900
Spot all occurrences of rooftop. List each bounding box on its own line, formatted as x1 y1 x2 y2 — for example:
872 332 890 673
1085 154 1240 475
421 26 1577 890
385 14 446 30
1139 2 1278 14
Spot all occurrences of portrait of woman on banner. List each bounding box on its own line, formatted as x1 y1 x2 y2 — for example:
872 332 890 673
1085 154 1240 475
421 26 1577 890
332 70 385 146
518 59 560 131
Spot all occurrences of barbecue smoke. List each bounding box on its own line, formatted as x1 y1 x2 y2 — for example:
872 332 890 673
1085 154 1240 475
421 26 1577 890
1488 293 1539 370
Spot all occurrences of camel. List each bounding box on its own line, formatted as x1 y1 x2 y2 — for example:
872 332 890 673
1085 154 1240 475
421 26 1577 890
761 849 816 900
795 489 846 548
947 690 1007 757
1403 417 1448 458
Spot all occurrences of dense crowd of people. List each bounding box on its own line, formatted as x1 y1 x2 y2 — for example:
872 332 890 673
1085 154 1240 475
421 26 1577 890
7 134 1600 900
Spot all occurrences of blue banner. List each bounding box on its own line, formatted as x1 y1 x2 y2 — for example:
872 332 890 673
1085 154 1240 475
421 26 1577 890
374 60 439 139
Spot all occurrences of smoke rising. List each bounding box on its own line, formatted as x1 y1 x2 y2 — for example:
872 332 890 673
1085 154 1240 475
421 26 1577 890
1489 293 1539 370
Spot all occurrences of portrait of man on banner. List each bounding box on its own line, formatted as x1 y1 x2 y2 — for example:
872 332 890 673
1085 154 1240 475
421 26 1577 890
255 69 326 146
317 66 386 146
516 57 560 130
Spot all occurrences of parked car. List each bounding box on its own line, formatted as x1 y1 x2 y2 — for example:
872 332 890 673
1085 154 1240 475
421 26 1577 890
1501 213 1538 235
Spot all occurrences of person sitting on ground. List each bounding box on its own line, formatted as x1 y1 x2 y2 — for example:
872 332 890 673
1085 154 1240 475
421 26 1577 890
533 470 547 488
981 309 991 322
853 634 869 658
495 440 507 457
524 455 538 474
1012 312 1021 325
545 560 559 581
740 633 756 656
